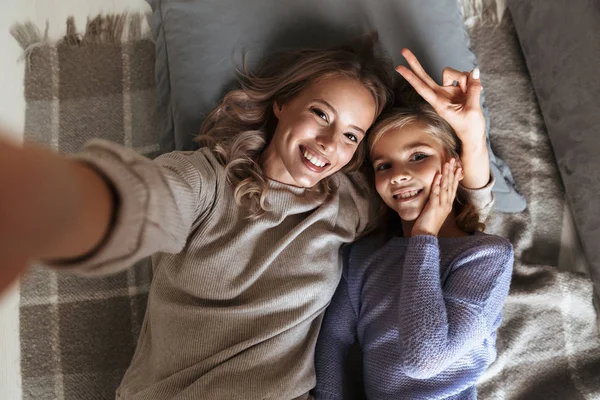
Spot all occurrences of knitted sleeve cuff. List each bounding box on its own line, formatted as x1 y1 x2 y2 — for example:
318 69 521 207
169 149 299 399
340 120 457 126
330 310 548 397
46 140 153 275
459 173 495 222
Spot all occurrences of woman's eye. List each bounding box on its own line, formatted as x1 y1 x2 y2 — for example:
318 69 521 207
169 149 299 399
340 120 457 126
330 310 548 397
344 133 358 143
311 107 328 122
410 153 428 162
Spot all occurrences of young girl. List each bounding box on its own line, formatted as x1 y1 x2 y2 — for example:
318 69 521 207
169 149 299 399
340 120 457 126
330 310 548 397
0 37 494 399
313 103 514 400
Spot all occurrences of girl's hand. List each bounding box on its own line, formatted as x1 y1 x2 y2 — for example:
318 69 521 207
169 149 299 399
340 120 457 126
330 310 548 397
396 49 486 149
411 159 462 237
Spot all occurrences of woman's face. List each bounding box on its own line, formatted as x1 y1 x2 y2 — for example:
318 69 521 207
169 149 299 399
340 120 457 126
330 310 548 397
262 76 376 188
371 123 446 221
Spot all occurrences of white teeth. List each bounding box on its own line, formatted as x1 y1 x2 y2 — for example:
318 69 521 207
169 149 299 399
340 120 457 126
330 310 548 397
397 190 419 199
303 150 326 167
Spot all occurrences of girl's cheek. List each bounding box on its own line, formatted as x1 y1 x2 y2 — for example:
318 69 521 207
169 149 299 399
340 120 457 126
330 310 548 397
374 177 386 195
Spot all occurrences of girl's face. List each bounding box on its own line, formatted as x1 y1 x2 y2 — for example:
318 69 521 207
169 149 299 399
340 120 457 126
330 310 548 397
371 122 447 221
262 76 376 188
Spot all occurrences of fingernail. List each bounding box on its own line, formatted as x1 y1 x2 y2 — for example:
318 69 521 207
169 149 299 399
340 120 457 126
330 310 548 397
473 68 480 79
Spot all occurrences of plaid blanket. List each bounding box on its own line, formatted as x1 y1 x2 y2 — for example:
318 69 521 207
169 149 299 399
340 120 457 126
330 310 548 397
12 8 600 400
12 15 158 400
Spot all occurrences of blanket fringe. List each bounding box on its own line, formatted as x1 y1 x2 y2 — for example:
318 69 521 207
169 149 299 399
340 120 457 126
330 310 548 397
10 12 152 51
10 21 48 49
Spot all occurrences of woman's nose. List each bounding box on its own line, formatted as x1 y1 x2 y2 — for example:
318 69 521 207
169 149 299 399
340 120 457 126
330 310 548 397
315 130 336 153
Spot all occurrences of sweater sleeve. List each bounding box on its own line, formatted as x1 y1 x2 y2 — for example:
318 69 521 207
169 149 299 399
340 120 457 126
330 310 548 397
314 266 359 400
396 235 513 379
459 173 495 222
47 140 218 276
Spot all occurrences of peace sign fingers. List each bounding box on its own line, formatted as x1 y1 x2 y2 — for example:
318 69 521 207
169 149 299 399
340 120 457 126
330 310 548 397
395 64 439 107
399 48 438 88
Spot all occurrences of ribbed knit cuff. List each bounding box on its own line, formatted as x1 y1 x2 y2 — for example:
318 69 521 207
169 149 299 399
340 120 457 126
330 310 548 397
459 173 495 222
408 234 439 247
47 140 150 275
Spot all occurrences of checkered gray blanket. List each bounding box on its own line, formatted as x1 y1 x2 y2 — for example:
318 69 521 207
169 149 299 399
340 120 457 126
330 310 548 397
12 15 157 400
12 8 600 400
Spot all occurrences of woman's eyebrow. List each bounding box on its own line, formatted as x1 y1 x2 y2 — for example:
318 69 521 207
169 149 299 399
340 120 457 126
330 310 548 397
312 99 336 113
312 99 366 135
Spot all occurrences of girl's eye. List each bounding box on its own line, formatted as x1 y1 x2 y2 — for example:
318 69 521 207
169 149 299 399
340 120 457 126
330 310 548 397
410 153 428 162
344 133 358 143
311 107 328 122
375 163 390 171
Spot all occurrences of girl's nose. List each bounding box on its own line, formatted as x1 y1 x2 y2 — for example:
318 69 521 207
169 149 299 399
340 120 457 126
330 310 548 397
390 166 411 184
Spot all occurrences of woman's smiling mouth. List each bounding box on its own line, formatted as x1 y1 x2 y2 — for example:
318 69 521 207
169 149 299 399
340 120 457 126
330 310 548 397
300 145 330 172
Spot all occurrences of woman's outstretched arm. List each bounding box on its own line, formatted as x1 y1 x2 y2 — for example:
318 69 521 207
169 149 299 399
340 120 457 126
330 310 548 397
0 135 114 293
1 129 211 294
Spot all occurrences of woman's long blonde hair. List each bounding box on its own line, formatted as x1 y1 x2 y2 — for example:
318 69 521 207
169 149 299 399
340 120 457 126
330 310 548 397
368 104 486 234
196 34 393 219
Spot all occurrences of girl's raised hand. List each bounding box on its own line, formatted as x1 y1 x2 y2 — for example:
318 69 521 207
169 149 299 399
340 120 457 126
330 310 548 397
411 159 462 237
396 49 486 148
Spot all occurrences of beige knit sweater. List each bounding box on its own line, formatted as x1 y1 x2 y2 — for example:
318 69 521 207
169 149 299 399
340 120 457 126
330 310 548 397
54 140 494 400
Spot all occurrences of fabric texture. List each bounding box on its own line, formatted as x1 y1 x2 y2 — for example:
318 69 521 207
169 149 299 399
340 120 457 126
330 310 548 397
314 232 513 400
146 0 526 212
507 0 600 312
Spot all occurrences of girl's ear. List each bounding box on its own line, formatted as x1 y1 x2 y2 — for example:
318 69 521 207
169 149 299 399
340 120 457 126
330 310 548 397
456 159 464 180
273 101 283 119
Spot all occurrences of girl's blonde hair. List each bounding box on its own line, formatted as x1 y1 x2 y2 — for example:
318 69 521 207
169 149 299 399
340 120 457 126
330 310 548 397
368 104 486 234
196 34 394 219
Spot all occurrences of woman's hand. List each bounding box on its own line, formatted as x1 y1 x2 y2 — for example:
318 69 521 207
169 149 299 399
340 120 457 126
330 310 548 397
0 132 114 296
396 49 490 189
411 159 462 237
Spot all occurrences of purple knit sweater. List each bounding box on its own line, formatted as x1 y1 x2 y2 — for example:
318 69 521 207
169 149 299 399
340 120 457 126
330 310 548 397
314 232 514 400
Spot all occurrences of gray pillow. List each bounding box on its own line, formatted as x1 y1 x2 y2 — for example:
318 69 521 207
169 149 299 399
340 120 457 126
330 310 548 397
146 0 526 212
508 0 600 292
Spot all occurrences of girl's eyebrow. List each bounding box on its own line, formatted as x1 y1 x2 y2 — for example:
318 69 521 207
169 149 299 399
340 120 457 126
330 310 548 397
371 141 433 162
404 141 433 150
